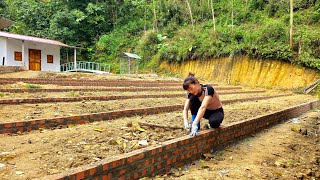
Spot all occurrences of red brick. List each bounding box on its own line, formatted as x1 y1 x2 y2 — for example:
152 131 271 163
117 176 126 180
76 120 85 125
141 169 147 176
16 122 24 127
102 173 111 180
118 169 126 176
69 116 82 120
38 120 46 124
144 159 149 166
166 159 171 165
0 130 12 134
76 171 85 179
150 166 155 173
29 121 37 125
3 123 13 128
102 162 111 171
89 168 96 176
127 153 144 163
134 172 139 179
38 125 46 129
52 118 65 123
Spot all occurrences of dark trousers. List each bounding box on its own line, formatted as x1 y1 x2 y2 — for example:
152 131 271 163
189 95 224 128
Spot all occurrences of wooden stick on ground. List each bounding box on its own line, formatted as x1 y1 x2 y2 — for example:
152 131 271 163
138 122 184 130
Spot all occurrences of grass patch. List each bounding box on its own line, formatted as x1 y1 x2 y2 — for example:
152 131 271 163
67 91 80 97
24 84 41 89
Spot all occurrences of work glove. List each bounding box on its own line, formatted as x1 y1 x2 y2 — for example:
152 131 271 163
184 119 191 133
189 121 199 137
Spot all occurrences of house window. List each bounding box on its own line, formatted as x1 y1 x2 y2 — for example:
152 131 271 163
14 51 22 61
47 55 53 63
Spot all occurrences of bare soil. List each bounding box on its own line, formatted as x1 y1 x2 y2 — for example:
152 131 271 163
0 71 319 180
149 110 320 180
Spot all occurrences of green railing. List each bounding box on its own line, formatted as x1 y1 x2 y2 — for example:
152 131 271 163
60 61 110 74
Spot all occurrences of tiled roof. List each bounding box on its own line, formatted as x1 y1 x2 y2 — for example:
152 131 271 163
0 18 14 29
0 31 75 48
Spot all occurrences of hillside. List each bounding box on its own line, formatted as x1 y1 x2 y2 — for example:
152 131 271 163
1 0 319 73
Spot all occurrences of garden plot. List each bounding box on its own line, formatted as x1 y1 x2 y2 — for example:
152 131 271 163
0 90 184 99
0 90 292 123
0 93 317 179
0 97 184 123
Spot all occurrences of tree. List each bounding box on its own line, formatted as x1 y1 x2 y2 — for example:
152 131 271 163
185 0 194 30
290 0 293 49
152 0 158 31
210 0 216 32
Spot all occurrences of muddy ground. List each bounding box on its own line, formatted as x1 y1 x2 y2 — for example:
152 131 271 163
0 71 319 180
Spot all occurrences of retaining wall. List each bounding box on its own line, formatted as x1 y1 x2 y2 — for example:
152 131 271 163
0 90 265 104
0 86 241 93
0 78 182 87
43 99 320 179
0 78 180 84
0 66 23 73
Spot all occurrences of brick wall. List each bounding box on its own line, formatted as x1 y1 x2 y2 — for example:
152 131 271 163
0 78 223 87
0 94 184 104
0 87 244 93
43 100 320 180
0 90 266 104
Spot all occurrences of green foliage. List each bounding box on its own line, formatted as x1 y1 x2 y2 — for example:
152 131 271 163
2 0 320 72
314 85 320 98
67 91 80 97
0 93 5 98
24 84 41 89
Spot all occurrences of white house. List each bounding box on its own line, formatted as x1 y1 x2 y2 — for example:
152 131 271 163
0 31 76 72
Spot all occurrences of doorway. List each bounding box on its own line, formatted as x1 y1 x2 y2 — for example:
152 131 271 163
29 49 41 71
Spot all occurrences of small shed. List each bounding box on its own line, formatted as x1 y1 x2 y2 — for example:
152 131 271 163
0 31 77 72
120 52 142 74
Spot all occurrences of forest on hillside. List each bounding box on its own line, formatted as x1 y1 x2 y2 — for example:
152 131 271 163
0 0 319 73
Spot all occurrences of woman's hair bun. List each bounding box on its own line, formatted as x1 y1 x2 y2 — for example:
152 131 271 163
188 72 195 77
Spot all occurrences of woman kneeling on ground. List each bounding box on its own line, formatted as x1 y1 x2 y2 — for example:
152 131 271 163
183 73 224 136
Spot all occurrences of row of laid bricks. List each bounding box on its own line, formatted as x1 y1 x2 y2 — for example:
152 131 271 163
42 99 320 180
0 81 182 87
0 94 184 104
0 86 242 93
0 78 181 84
0 90 266 105
0 94 291 134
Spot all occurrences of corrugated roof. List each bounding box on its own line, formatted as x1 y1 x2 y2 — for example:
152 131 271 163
0 31 76 48
0 18 14 29
123 52 142 59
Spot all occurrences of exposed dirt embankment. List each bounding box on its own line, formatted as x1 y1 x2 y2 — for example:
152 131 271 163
160 55 320 89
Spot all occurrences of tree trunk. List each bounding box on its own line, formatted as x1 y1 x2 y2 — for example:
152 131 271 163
153 0 158 32
211 0 216 32
144 0 147 34
185 0 194 30
290 0 293 49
